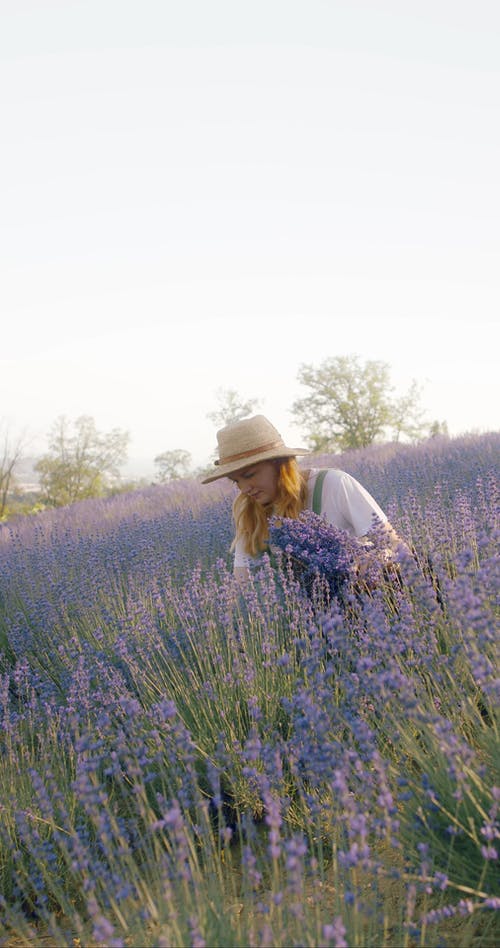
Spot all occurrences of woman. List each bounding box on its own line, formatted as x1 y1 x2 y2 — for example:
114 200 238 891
203 415 403 586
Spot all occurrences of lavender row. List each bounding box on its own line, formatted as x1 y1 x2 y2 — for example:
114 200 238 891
0 432 498 946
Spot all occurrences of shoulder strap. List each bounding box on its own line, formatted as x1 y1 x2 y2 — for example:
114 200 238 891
312 469 328 515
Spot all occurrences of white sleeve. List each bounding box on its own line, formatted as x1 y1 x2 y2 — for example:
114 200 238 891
336 471 387 536
315 469 387 538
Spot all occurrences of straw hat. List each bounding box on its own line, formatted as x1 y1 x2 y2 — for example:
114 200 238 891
202 415 309 483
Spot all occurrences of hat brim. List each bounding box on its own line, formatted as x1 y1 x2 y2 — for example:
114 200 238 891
201 446 309 484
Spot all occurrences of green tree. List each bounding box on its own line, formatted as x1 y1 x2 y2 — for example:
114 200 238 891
154 449 192 482
0 424 25 520
207 388 261 428
428 419 449 438
391 379 427 443
35 415 129 506
291 355 428 452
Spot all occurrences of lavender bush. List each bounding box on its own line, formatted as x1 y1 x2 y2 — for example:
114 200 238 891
268 510 362 603
0 433 498 947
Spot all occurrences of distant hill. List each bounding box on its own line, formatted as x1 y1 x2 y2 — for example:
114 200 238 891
122 458 156 481
14 457 40 491
14 456 156 491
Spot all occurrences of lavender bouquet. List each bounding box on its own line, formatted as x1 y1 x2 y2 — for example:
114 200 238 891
268 509 362 600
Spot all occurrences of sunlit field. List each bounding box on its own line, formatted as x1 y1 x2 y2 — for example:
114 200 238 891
0 433 498 947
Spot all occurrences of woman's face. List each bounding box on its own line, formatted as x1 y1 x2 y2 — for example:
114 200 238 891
229 460 280 505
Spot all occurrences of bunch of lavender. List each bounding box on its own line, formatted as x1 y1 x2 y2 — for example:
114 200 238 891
268 510 361 599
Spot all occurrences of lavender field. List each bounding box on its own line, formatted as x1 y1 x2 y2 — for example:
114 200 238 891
0 433 499 947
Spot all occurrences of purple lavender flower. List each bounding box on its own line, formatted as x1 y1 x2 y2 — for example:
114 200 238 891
323 916 348 946
269 510 360 598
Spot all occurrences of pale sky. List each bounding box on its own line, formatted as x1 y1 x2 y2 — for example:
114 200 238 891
1 0 499 473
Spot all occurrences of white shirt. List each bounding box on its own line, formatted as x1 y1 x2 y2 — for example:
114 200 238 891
233 468 388 570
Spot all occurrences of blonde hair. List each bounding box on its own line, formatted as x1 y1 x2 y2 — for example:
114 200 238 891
231 458 308 557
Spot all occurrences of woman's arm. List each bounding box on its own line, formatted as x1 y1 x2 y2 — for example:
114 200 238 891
356 521 410 583
379 521 408 555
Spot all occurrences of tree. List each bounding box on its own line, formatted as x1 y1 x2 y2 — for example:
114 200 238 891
154 449 192 482
0 424 25 519
291 355 428 452
428 419 449 438
207 388 261 429
391 379 427 443
35 415 129 506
